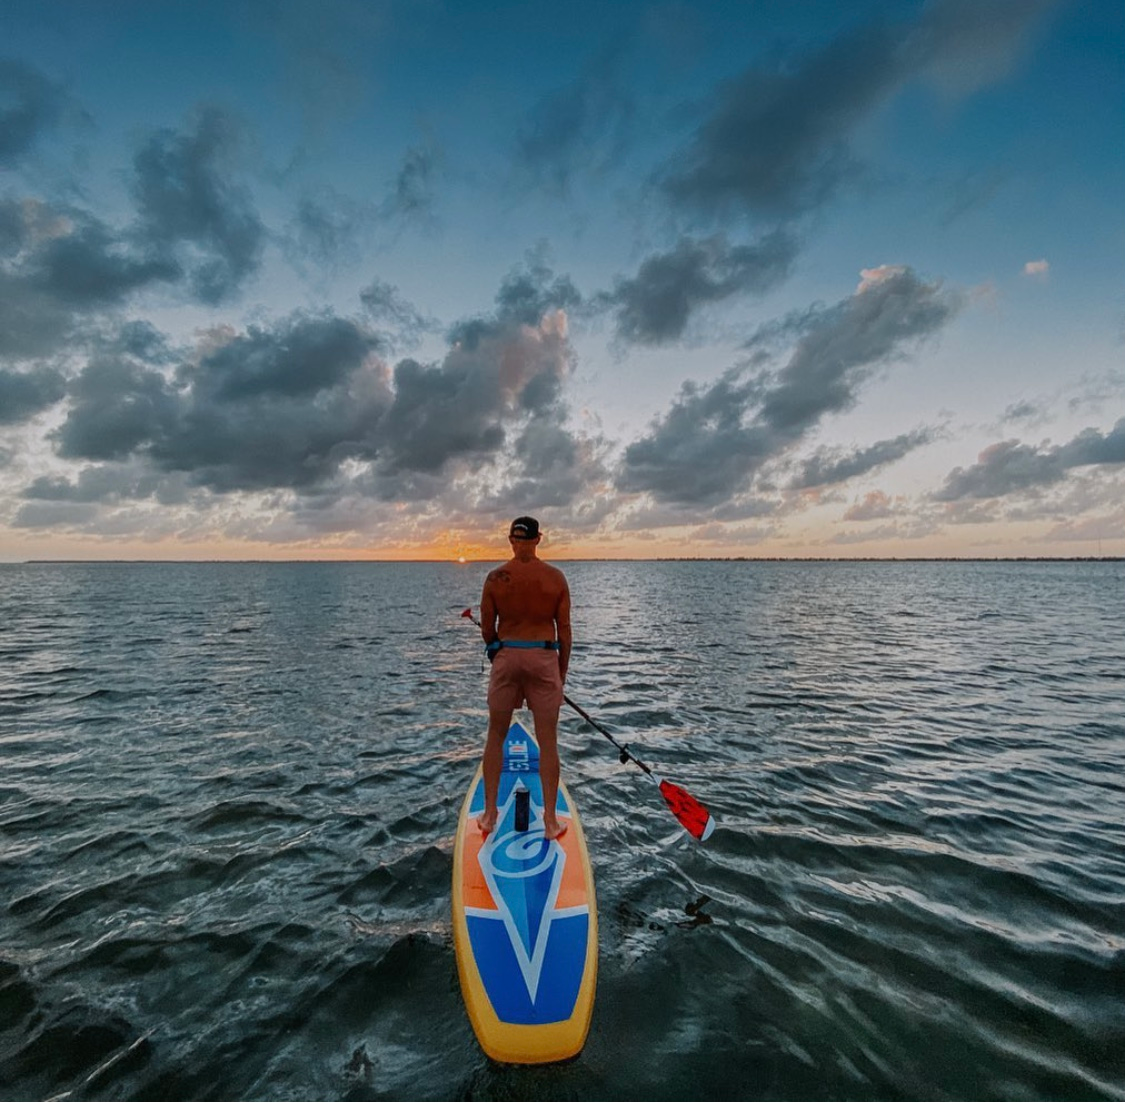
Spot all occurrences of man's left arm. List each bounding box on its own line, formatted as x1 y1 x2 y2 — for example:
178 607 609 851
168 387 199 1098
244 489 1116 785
556 577 572 684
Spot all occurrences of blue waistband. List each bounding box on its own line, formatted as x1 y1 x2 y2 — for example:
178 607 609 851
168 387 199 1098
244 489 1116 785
493 639 559 651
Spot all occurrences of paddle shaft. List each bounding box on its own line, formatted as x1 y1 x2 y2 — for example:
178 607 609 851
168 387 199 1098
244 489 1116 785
562 693 654 777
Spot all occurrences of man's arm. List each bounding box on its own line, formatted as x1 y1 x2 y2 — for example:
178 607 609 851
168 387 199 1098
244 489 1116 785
555 575 572 684
480 574 499 646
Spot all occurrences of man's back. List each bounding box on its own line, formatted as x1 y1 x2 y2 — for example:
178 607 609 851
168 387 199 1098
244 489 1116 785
483 557 569 641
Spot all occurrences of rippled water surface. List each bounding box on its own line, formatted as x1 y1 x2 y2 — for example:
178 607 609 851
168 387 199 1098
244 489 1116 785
2 560 1124 1101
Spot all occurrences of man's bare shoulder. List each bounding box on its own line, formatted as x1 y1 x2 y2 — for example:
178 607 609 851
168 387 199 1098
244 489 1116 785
540 560 569 588
485 564 513 584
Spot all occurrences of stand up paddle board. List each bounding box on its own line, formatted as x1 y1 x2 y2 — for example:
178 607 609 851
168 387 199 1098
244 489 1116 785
452 720 597 1064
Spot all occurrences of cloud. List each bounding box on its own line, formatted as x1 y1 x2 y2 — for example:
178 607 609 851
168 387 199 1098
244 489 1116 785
0 59 65 167
379 308 572 477
130 107 266 304
617 368 771 505
791 427 935 488
619 267 962 504
1043 514 1125 544
383 145 438 222
515 37 636 194
0 199 180 362
29 210 181 305
22 461 177 505
842 490 898 521
32 255 586 515
453 251 582 339
756 268 960 435
1023 258 1049 278
52 313 387 492
601 231 798 345
288 187 371 268
1000 398 1046 423
359 278 436 348
933 417 1125 500
0 366 67 424
662 0 1053 221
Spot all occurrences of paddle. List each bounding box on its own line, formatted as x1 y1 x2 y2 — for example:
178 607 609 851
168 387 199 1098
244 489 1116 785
461 608 716 842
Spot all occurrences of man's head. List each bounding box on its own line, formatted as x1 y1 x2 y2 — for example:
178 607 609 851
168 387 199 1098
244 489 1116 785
509 516 541 544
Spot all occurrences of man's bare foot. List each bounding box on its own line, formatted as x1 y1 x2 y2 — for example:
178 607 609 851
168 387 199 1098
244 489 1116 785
543 819 568 841
476 811 497 836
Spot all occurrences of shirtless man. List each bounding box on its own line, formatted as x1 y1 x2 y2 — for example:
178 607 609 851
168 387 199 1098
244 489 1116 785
477 516 572 840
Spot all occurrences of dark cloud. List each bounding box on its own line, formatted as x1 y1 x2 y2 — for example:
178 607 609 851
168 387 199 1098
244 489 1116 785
359 278 436 347
290 188 370 267
55 355 180 462
0 195 189 366
791 427 935 488
0 365 66 424
934 418 1125 501
620 268 961 504
30 211 180 305
448 253 581 345
603 231 797 345
188 315 373 402
663 0 1054 220
757 269 959 435
285 146 438 271
53 313 387 492
478 420 610 513
0 59 64 167
384 145 437 221
22 463 169 504
45 281 579 505
131 107 265 304
379 309 571 476
515 38 635 194
0 198 28 255
0 200 178 360
1001 398 1045 424
618 368 773 505
0 270 76 360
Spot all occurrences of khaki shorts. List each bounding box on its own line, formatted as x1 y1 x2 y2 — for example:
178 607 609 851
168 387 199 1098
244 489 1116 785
487 647 563 713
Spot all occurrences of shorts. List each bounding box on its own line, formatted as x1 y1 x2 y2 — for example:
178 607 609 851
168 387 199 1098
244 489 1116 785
487 646 564 714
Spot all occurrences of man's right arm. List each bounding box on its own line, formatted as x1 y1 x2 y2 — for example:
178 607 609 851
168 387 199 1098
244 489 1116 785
480 575 499 646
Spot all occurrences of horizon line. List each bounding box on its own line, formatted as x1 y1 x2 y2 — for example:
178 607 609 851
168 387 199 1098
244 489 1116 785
9 555 1125 566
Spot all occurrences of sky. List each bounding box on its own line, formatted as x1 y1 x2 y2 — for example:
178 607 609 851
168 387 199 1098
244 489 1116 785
1 0 1123 561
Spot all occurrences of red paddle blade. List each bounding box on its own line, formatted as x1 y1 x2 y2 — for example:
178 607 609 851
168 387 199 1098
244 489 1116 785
657 778 716 842
460 607 473 619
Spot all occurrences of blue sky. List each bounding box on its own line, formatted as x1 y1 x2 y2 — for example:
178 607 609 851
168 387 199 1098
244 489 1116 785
1 0 1122 559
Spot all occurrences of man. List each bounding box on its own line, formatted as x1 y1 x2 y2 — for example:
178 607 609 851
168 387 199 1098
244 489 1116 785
477 516 572 840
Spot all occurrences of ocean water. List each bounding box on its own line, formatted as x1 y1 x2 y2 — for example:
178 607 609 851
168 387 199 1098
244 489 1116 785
1 559 1123 1102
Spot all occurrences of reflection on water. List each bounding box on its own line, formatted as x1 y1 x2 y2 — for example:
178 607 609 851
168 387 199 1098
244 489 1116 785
2 560 1124 1100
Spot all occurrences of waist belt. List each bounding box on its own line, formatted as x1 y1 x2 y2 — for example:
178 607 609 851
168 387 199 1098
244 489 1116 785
486 639 559 656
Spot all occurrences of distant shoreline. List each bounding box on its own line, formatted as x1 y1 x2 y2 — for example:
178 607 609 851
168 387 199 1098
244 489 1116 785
12 556 1125 565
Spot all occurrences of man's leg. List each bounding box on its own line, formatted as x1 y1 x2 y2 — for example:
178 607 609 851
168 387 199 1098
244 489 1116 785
477 707 513 834
532 706 566 840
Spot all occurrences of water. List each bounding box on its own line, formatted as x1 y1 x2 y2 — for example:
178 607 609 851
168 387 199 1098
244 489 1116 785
2 560 1123 1101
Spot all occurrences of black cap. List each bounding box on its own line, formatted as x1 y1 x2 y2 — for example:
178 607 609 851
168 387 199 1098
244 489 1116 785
509 516 540 540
